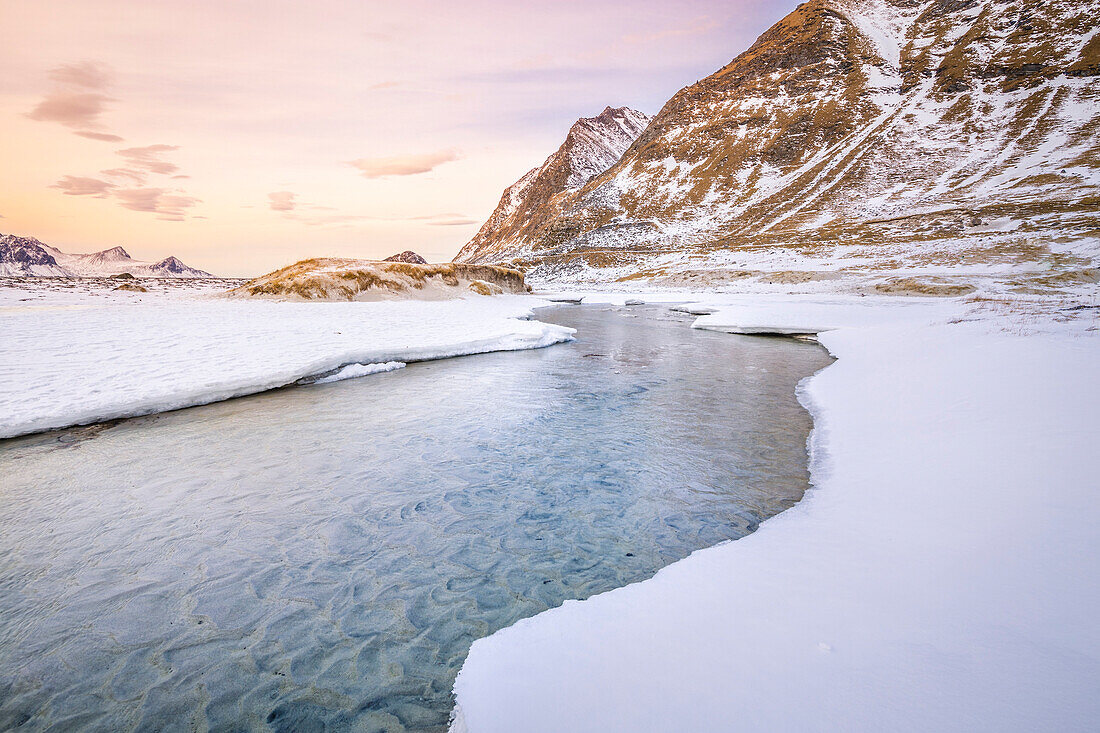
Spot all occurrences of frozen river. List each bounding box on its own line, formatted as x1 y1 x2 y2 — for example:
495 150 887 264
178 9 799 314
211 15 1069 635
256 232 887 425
0 304 831 731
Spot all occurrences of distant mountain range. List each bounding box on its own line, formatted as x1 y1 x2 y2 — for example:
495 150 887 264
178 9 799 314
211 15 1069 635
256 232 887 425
455 0 1100 288
0 233 214 278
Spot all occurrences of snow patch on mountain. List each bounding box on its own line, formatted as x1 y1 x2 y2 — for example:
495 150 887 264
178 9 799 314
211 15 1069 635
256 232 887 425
0 233 214 277
455 0 1100 294
454 106 651 264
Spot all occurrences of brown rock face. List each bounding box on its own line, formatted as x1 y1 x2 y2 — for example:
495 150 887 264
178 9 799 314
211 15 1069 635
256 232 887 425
454 106 651 264
455 0 1100 287
383 251 429 264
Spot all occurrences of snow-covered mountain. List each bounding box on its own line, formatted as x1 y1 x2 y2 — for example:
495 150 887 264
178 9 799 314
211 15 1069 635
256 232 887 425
383 250 429 264
454 106 651 264
455 0 1100 290
0 233 214 277
0 236 69 277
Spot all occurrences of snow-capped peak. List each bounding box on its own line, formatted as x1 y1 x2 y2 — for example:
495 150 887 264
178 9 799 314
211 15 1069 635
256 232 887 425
454 106 651 263
94 246 132 261
0 232 215 278
453 0 1100 290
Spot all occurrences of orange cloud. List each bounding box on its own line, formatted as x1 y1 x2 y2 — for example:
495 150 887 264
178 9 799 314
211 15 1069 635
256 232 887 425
27 92 114 129
27 62 116 131
115 188 200 221
48 61 111 90
101 168 147 184
268 191 297 212
76 131 124 142
51 176 115 197
116 144 181 175
349 149 460 178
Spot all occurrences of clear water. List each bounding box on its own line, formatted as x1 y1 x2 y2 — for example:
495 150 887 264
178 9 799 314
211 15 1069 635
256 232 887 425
0 305 831 732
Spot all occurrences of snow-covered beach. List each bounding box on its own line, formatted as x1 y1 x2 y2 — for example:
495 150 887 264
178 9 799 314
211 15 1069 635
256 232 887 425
5 0 1099 728
0 285 573 439
450 292 1100 732
2 279 1097 730
1 288 833 730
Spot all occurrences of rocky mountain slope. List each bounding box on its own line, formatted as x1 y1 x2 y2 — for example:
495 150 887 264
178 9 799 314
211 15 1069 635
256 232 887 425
0 233 214 277
453 106 651 263
455 0 1100 294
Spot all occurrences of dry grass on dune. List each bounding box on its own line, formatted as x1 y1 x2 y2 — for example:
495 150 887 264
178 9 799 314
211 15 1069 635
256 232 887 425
229 258 529 301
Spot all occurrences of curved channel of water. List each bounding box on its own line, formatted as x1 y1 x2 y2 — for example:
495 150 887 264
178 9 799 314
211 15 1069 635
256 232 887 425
0 305 831 732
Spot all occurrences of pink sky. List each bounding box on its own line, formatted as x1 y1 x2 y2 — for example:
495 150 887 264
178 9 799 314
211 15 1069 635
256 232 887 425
1 0 794 276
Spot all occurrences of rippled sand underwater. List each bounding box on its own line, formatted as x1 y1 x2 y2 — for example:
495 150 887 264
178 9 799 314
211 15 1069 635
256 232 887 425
0 305 831 731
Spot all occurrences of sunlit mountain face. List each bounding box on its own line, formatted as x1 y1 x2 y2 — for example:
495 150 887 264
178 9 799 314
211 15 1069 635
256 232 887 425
0 0 794 277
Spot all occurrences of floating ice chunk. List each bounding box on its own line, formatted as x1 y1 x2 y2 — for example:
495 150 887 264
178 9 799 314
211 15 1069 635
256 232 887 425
311 361 406 384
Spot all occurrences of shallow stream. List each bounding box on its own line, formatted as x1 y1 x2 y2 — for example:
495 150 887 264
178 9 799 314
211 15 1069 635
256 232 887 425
0 305 831 731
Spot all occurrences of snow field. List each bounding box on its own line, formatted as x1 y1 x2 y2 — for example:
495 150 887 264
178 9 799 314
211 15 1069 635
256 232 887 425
0 294 574 439
451 295 1100 732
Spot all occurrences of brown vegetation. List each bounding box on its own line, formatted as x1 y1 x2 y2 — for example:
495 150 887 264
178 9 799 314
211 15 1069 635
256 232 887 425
873 277 977 297
453 0 1100 292
229 259 528 301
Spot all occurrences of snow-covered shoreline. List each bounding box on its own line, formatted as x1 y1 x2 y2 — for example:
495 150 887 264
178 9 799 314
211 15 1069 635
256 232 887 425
451 293 1100 732
3 281 1097 729
0 291 574 439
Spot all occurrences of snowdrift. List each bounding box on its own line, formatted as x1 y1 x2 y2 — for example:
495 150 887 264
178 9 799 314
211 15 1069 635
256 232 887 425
0 294 573 439
451 295 1100 733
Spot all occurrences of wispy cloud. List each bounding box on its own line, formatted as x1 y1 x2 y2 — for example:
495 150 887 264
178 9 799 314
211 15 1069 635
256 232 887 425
48 61 111 89
51 176 115 197
117 144 180 175
76 131 124 142
101 168 147 185
27 62 117 134
58 142 198 221
27 92 114 129
349 149 460 178
115 188 200 221
268 191 297 212
410 212 479 226
98 145 184 188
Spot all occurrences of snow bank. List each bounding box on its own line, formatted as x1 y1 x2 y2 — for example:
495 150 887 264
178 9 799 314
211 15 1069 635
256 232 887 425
452 297 1100 732
689 293 964 334
0 295 573 439
310 361 406 384
536 291 966 331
